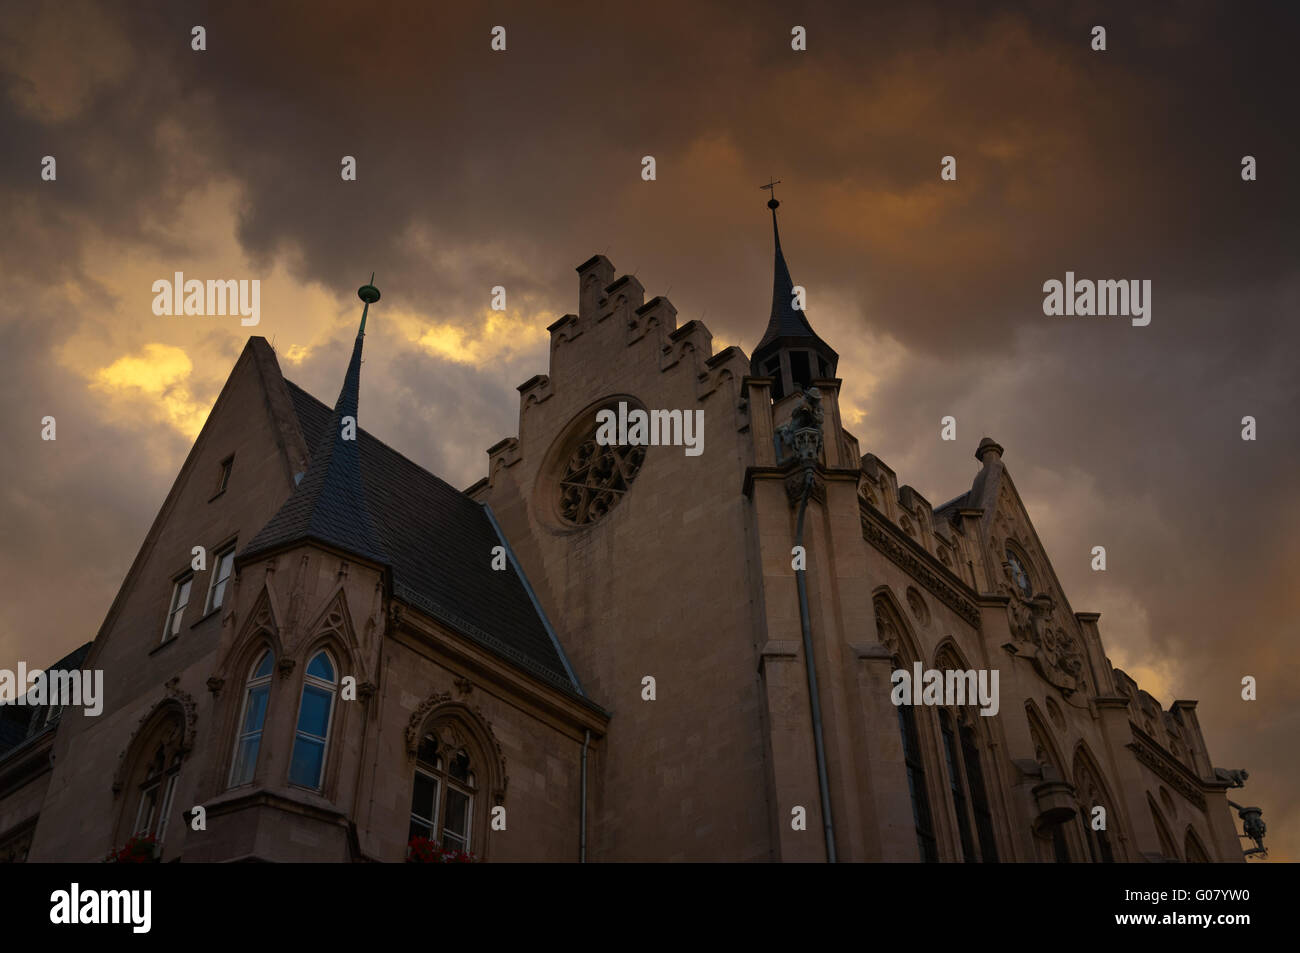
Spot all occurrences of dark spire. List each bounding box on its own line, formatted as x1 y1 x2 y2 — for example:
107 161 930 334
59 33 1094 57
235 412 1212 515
757 194 820 349
239 277 389 568
750 187 838 399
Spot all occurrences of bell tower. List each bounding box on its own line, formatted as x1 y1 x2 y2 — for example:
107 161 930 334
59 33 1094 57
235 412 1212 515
749 184 839 400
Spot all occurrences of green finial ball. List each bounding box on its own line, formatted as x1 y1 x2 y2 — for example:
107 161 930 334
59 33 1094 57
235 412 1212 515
358 279 380 304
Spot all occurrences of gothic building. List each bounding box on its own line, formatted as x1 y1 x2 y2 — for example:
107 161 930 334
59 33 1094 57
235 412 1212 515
0 204 1252 862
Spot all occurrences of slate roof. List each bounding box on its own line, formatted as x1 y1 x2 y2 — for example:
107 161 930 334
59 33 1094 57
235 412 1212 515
0 641 92 760
755 209 820 351
241 330 388 568
263 377 584 698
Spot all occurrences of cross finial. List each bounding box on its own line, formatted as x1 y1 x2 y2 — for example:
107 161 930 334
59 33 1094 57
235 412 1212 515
760 178 781 210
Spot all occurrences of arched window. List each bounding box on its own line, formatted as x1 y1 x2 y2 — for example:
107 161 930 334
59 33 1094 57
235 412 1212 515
876 593 941 863
229 650 273 787
894 668 938 863
133 743 181 844
938 709 976 862
1073 749 1117 863
935 649 1001 863
289 651 337 790
959 714 1000 862
1025 703 1072 862
408 726 478 851
1184 827 1211 863
1147 795 1180 861
1004 544 1034 599
119 707 186 850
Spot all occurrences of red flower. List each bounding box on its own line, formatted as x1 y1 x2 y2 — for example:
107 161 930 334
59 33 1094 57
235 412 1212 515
107 834 159 863
406 836 477 863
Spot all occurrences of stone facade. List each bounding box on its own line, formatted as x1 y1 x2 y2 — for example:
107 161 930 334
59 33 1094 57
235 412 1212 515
0 226 1249 862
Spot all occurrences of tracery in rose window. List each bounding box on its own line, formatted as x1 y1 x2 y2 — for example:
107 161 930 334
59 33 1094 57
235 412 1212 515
558 433 645 525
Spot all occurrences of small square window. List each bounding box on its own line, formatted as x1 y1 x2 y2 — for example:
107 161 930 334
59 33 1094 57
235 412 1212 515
163 574 193 641
204 544 236 615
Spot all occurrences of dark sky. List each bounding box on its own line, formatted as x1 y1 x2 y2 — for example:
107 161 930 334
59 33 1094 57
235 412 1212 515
1 0 1296 859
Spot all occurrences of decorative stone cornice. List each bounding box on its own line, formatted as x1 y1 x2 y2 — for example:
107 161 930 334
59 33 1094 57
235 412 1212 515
861 513 982 628
1126 727 1208 811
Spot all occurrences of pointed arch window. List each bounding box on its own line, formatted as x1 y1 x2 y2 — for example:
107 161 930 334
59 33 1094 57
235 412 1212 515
960 717 1000 861
408 728 478 851
119 707 187 852
896 691 938 862
1148 796 1180 861
939 710 976 862
1184 827 1211 863
1073 753 1117 863
935 651 1001 863
289 651 337 790
229 650 273 787
1005 546 1033 599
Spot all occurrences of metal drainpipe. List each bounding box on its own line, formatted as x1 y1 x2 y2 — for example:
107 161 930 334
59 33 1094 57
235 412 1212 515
795 465 837 862
580 729 591 862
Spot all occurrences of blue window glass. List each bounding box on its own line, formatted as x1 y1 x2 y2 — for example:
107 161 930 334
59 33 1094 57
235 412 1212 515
230 650 273 787
289 651 337 790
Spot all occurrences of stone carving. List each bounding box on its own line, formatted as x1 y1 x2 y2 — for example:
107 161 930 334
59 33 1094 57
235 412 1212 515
861 516 982 628
906 588 930 626
784 468 825 507
404 691 453 755
874 600 900 652
110 681 197 795
1127 735 1207 811
405 693 510 805
774 387 823 466
1028 718 1054 768
1045 697 1067 733
558 430 645 525
857 477 878 508
1001 590 1087 696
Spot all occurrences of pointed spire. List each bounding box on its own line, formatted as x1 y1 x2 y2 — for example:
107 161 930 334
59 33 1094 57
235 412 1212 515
750 187 839 398
761 195 818 345
238 277 389 568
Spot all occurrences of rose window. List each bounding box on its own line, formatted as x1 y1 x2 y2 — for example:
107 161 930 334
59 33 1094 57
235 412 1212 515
558 432 645 525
